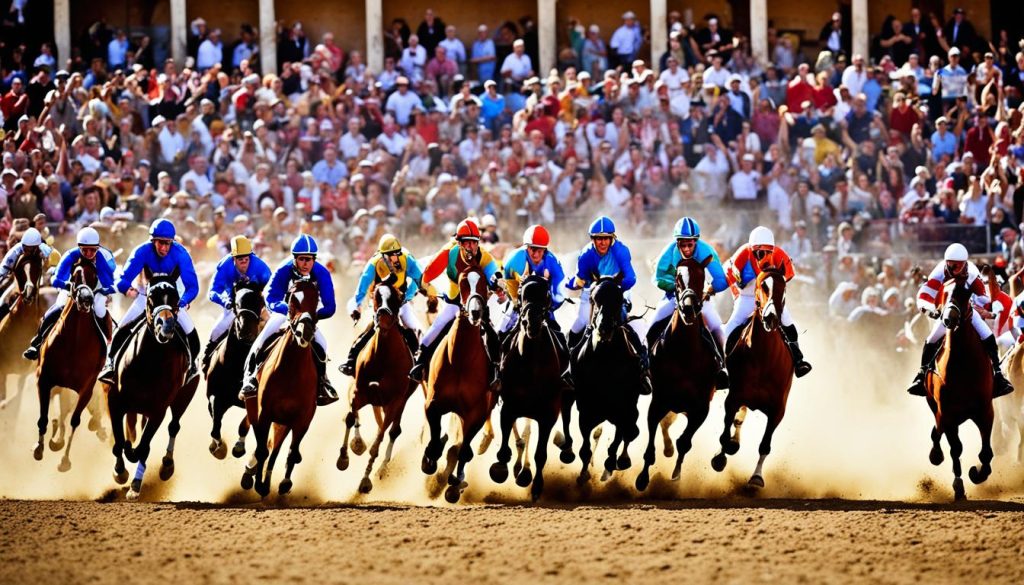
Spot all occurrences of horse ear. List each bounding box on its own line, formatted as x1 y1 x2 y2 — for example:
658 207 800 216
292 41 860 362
170 266 180 281
614 272 624 285
143 266 153 281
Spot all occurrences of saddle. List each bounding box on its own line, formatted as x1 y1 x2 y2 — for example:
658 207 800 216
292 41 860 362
726 317 753 354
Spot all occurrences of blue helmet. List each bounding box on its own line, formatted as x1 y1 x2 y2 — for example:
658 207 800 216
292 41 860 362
588 216 616 238
673 217 700 240
149 219 176 240
291 234 319 256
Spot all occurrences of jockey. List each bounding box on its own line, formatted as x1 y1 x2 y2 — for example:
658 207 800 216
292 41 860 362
339 233 430 376
907 243 1013 397
498 224 573 386
98 219 201 385
202 235 272 369
239 234 339 406
0 227 53 322
565 216 650 394
408 218 503 387
722 226 812 378
23 227 117 360
647 217 730 387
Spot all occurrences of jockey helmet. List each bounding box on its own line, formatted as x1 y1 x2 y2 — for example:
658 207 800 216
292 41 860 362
77 227 100 247
230 235 253 257
481 214 497 229
673 217 700 240
378 234 402 254
291 234 319 256
455 219 481 241
589 216 616 238
21 228 43 247
748 226 775 248
149 218 176 240
943 243 969 262
523 225 550 248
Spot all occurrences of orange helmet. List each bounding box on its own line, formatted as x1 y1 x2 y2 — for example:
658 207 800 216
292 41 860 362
455 219 481 241
523 224 550 248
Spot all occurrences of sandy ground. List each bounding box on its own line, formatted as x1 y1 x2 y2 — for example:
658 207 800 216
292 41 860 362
1 498 1023 584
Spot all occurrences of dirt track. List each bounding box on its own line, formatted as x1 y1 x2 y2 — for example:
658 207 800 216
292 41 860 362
2 498 1023 584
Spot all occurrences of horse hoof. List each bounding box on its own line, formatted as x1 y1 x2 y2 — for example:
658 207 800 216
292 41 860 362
489 463 509 484
421 455 437 475
559 449 576 465
255 483 270 498
443 484 461 504
592 427 603 440
663 445 675 458
671 469 681 482
748 474 765 489
953 478 966 501
515 467 533 488
159 460 175 481
447 472 462 487
968 466 989 485
88 417 101 432
96 428 108 442
114 469 128 485
552 431 565 448
929 446 944 466
358 477 373 494
351 437 366 456
280 479 293 495
57 458 71 473
600 468 612 482
635 470 650 492
209 440 227 460
724 440 740 456
49 438 64 452
240 471 254 491
126 488 141 501
531 482 543 502
617 454 632 470
336 453 350 471
32 444 43 461
231 441 246 458
130 479 143 496
711 453 727 472
577 471 590 486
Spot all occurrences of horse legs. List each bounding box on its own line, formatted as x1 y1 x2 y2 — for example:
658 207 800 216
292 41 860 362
969 414 995 485
672 406 710 482
208 395 228 459
749 411 783 489
337 407 357 471
421 401 444 475
259 424 288 498
127 411 166 500
945 425 966 500
50 389 72 452
516 422 534 488
58 382 96 473
635 401 668 492
489 410 515 484
712 401 742 472
159 416 182 481
618 407 640 471
577 417 597 485
661 412 677 458
380 391 414 476
556 392 576 464
530 418 554 501
359 408 392 494
108 398 128 485
601 426 624 482
33 381 54 461
477 413 496 455
233 416 250 458
929 426 945 466
350 413 367 457
248 418 271 495
280 427 306 495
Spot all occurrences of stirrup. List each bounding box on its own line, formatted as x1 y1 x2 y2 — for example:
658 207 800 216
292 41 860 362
317 379 339 406
795 361 812 378
339 359 356 376
993 374 1014 398
409 362 426 382
98 363 116 385
907 372 927 396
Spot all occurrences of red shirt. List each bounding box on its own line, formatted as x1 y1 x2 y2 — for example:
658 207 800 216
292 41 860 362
964 125 993 169
889 105 920 137
786 79 814 113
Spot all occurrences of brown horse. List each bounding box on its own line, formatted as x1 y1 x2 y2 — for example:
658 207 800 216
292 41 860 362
241 277 319 497
0 251 46 406
106 268 200 499
489 270 566 500
711 268 794 488
636 257 718 491
923 278 995 500
34 260 111 470
421 265 496 503
337 281 417 494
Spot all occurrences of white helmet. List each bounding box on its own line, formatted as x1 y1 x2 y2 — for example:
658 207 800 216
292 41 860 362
748 226 774 248
77 227 100 246
944 243 969 262
21 228 42 247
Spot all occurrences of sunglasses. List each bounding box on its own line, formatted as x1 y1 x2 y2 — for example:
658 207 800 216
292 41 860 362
527 246 545 253
295 255 315 262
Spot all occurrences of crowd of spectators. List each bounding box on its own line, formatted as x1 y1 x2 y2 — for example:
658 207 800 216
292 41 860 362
2 6 1024 336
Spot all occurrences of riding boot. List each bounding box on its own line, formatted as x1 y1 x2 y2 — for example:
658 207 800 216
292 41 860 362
23 309 61 360
238 357 259 402
781 324 812 378
400 326 420 355
907 340 942 396
483 322 501 392
98 320 140 385
551 327 574 390
623 325 653 395
202 330 229 373
983 336 1015 398
185 329 201 384
409 335 439 382
311 343 339 406
339 325 376 377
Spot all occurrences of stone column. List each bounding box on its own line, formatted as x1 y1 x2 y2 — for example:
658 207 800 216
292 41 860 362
650 0 667 70
749 0 768 65
538 0 556 76
852 0 869 60
53 0 71 68
366 0 383 73
170 0 187 65
260 0 278 74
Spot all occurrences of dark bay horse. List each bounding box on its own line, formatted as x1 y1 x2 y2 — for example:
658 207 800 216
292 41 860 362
924 278 996 500
421 265 496 503
241 278 319 497
572 274 642 485
337 281 417 494
636 257 718 491
0 251 46 407
34 260 111 470
711 268 794 489
490 270 566 500
205 284 264 460
106 268 200 499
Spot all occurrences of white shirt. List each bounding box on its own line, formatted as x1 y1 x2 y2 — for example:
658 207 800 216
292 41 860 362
500 53 533 82
157 127 186 164
197 39 223 70
609 25 641 56
702 66 731 89
659 67 690 97
841 66 867 97
604 182 631 218
399 45 428 82
729 170 761 200
180 169 213 196
339 131 366 160
384 90 422 127
438 38 467 64
959 196 988 225
377 131 409 157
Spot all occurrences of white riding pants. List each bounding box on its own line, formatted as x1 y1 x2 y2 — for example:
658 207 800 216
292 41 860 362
120 290 194 334
421 302 460 347
651 295 726 346
925 310 992 344
724 285 794 340
45 289 108 319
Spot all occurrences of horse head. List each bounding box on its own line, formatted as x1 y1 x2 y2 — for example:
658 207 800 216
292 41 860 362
144 266 181 344
941 277 972 332
755 268 787 332
71 261 98 313
287 277 319 348
15 250 43 304
372 281 402 331
591 273 625 343
519 271 551 340
232 283 264 343
675 257 708 326
458 266 488 327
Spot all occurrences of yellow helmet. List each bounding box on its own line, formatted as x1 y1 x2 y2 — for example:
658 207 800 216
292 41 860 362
230 235 253 257
48 248 61 268
378 234 402 255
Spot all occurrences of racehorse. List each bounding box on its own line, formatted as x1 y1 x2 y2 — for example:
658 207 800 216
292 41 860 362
711 267 794 489
205 283 264 460
572 274 642 485
0 251 46 408
105 268 200 499
923 278 996 500
997 345 1024 462
420 265 497 503
490 270 566 500
636 257 718 491
34 260 110 470
337 281 417 494
241 277 319 497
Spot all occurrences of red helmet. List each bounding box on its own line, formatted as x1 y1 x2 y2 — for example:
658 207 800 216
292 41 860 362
455 219 481 241
523 224 550 248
